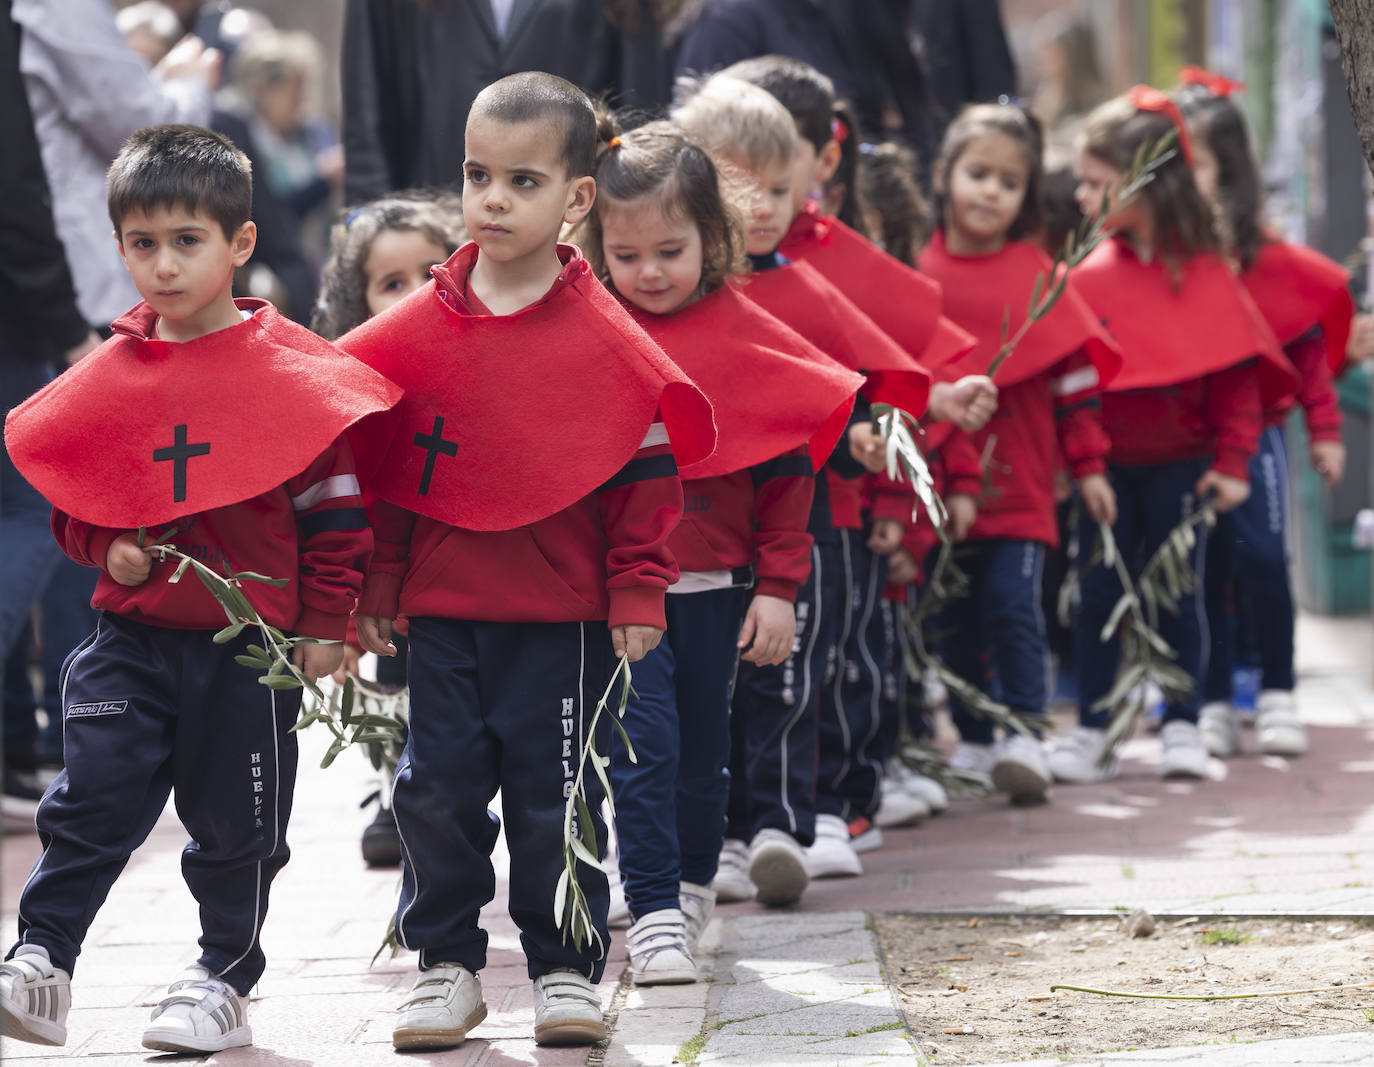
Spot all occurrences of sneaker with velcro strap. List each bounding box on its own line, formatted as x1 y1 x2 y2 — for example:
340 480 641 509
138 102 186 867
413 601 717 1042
679 880 716 952
626 909 696 985
712 838 755 902
141 964 251 1054
0 943 70 1046
532 968 606 1046
392 962 487 1050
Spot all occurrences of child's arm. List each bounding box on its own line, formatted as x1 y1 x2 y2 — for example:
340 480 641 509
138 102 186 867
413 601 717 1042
354 498 416 658
868 472 913 555
1286 328 1345 486
1199 360 1262 512
285 437 373 678
740 449 816 666
1050 352 1116 524
597 420 684 662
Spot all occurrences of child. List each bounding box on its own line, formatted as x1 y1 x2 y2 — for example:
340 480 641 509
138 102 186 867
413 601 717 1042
584 117 863 981
312 190 467 867
1177 72 1353 760
340 73 714 1050
672 75 931 898
917 103 1122 803
0 124 397 1052
1048 89 1297 782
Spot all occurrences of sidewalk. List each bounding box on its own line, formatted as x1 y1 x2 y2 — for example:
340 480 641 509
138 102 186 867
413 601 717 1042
3 615 1372 1065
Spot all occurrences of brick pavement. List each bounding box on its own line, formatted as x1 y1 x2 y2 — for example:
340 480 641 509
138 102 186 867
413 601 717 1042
2 614 1371 1064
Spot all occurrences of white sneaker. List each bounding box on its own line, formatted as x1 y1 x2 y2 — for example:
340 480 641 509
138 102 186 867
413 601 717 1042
874 775 930 827
712 838 755 902
142 964 251 1054
803 814 863 879
1045 727 1118 783
991 734 1051 803
948 741 997 776
532 969 605 1046
1256 690 1307 757
626 909 696 985
748 828 809 905
606 860 630 929
922 666 949 708
893 762 949 813
1160 720 1210 779
679 881 716 952
0 944 70 1046
1198 701 1241 757
392 963 486 1050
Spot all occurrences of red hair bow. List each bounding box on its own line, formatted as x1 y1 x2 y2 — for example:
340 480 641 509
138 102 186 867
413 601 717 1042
1179 65 1246 98
1126 84 1195 168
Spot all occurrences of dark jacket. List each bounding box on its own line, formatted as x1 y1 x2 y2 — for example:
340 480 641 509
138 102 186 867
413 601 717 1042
0 0 87 363
342 0 627 203
914 0 1016 125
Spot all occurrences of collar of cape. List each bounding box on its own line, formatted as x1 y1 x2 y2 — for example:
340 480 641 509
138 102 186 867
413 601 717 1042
1073 238 1296 407
3 297 402 529
917 228 1124 389
738 257 931 418
780 201 976 369
622 281 863 480
1242 238 1354 374
337 241 716 530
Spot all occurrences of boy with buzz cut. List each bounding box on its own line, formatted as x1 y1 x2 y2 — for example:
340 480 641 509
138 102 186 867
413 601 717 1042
342 72 714 1051
1 125 398 1053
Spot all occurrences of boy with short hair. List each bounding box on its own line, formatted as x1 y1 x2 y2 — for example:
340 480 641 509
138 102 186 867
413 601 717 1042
1 124 396 1053
342 72 713 1051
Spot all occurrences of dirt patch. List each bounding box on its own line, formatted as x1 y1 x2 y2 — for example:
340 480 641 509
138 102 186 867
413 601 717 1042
874 914 1374 1063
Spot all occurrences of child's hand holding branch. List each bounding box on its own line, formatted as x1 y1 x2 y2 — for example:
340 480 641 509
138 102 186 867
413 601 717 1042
1195 469 1250 513
293 641 345 680
107 532 154 586
356 615 398 657
931 375 999 431
612 624 662 662
848 423 887 472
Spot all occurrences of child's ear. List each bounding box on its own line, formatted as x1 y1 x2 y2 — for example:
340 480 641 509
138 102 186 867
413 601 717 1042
231 221 257 266
816 139 842 185
564 175 597 225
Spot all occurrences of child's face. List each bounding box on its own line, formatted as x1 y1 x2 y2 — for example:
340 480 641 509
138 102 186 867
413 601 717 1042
731 155 796 256
1075 149 1142 233
364 229 449 317
462 115 595 266
789 135 840 220
943 132 1029 251
600 196 705 316
116 205 254 327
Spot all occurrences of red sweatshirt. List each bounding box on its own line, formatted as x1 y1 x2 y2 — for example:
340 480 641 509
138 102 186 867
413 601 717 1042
674 448 816 602
57 437 371 639
1273 329 1342 441
356 263 686 632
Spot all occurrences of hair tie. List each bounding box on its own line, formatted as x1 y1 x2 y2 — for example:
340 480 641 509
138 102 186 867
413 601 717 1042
1179 65 1246 98
608 136 622 149
1126 84 1195 168
830 116 849 145
344 206 369 228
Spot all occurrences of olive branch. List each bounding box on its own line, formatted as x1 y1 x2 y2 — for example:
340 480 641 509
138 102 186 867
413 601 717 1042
135 525 405 767
555 654 636 953
987 131 1180 380
870 404 948 534
1090 498 1218 761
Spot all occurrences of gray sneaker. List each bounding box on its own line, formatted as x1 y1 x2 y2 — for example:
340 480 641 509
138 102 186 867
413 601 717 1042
0 944 70 1046
1198 701 1241 757
1046 727 1118 783
679 880 716 951
392 963 487 1050
1160 720 1210 779
142 965 251 1054
626 909 696 986
1256 690 1307 757
532 969 605 1046
991 733 1051 802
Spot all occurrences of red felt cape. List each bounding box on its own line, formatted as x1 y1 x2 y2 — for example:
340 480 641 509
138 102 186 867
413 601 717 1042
1243 239 1355 374
625 283 862 479
338 243 716 531
740 260 931 417
917 231 1123 387
779 202 976 368
3 299 402 529
1073 239 1296 406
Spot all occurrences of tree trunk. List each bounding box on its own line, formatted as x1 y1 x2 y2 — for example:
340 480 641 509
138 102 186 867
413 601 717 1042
1329 0 1374 179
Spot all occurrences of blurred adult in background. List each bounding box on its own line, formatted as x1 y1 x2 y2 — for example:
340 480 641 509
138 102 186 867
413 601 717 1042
12 0 219 329
0 0 100 818
342 0 626 203
116 0 184 66
913 0 1015 131
1030 13 1108 159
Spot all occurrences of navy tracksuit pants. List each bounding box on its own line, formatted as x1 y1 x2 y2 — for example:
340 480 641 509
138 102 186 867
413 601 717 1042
817 528 893 822
1203 426 1295 701
393 617 617 982
611 586 748 920
1075 458 1211 728
10 613 300 996
727 539 841 848
939 539 1050 745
